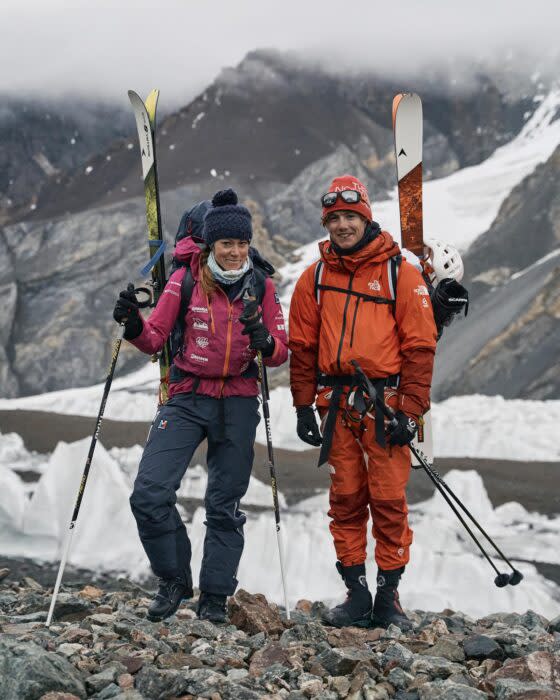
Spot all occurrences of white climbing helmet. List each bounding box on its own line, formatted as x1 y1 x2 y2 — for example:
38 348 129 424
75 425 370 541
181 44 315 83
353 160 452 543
425 238 464 284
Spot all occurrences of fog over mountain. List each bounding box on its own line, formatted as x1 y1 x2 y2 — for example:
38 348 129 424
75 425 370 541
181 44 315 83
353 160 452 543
2 1 559 105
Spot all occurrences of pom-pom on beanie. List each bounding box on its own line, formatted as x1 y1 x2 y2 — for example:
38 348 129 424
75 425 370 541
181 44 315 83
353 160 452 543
203 189 253 245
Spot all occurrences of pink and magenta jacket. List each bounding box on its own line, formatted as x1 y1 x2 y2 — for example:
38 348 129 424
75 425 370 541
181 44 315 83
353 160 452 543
129 238 288 399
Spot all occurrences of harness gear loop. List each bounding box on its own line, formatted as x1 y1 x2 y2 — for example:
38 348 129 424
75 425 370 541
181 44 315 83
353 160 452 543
316 371 399 467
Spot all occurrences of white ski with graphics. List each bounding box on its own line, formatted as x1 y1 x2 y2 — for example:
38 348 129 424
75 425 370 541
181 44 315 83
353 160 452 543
392 93 434 466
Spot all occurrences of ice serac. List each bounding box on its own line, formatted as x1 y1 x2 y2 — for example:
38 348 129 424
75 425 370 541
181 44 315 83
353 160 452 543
23 439 146 576
0 465 26 530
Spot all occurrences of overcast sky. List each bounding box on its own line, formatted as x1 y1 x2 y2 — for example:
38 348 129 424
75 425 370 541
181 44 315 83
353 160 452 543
2 0 558 109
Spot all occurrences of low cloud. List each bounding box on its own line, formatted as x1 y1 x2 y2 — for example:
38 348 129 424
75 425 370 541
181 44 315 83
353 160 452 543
2 0 558 108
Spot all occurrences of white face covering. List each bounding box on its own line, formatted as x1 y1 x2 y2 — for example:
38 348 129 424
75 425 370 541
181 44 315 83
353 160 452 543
207 249 252 285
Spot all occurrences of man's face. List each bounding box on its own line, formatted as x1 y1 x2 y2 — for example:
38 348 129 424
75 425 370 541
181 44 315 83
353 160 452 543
324 211 367 250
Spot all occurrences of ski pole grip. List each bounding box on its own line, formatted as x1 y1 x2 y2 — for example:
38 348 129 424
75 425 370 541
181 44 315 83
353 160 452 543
126 283 152 309
241 289 259 322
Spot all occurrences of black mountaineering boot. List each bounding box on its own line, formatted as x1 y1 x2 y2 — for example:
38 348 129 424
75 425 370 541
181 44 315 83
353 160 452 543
197 592 228 623
321 562 373 628
147 573 193 622
371 567 413 631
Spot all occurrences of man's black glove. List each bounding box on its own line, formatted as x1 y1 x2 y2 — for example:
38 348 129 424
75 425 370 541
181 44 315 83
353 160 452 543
239 303 275 357
431 278 469 333
113 288 143 340
387 410 418 447
296 406 322 447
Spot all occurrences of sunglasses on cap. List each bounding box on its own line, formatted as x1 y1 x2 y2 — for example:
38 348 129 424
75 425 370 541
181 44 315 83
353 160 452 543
321 190 363 207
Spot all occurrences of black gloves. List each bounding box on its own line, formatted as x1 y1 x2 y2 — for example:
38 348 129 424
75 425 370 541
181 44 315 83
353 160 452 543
296 406 322 447
113 288 143 340
431 278 469 333
239 301 275 358
387 410 418 447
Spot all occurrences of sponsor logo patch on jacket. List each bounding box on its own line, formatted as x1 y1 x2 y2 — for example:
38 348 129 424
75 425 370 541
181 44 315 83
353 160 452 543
193 319 209 331
196 336 209 348
368 280 381 291
190 353 208 363
191 306 208 313
414 284 429 296
158 419 168 430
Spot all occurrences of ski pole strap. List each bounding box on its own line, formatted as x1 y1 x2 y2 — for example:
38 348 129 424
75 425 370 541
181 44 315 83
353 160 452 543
139 239 167 277
316 372 399 467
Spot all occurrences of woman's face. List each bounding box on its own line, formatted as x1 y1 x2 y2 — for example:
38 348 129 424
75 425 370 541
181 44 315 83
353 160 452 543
213 239 250 270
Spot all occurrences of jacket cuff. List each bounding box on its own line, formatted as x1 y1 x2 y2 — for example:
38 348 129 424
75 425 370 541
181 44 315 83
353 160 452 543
397 393 424 420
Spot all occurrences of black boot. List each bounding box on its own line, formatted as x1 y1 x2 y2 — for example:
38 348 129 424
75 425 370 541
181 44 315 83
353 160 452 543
321 562 373 628
371 567 412 631
197 591 228 623
147 574 193 622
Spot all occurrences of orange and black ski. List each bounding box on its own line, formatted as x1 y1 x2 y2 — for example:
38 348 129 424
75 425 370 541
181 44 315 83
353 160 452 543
392 92 433 465
392 93 424 259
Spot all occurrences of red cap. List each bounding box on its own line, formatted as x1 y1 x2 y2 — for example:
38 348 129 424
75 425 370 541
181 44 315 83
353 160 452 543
321 174 373 224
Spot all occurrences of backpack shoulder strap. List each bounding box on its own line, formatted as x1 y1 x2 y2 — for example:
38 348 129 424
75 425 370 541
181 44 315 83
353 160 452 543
180 266 195 317
170 266 195 359
313 260 324 304
387 254 402 302
252 267 267 304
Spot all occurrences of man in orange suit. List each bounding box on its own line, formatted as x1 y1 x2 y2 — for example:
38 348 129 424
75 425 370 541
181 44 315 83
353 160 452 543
289 174 437 629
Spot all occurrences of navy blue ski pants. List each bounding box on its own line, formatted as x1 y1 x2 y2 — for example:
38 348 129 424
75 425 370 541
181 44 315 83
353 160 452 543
130 393 260 595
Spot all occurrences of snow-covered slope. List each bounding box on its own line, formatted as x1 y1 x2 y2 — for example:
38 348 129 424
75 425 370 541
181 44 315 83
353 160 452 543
0 436 558 618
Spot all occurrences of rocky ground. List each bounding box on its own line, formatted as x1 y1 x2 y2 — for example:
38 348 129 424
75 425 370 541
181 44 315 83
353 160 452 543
1 568 560 700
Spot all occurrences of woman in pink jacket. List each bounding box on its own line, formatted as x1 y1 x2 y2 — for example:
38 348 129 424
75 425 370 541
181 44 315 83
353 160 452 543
113 189 288 623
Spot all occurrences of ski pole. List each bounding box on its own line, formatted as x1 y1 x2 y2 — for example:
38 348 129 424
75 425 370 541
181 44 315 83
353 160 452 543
46 285 150 626
257 352 291 620
412 459 522 586
350 360 523 589
242 290 290 619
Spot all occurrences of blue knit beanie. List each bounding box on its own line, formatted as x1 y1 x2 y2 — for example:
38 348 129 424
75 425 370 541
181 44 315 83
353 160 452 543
203 189 252 246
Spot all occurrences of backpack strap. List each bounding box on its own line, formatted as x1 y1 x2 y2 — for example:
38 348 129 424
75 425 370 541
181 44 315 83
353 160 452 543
252 267 267 305
170 267 195 358
314 258 398 307
314 261 324 304
387 254 402 316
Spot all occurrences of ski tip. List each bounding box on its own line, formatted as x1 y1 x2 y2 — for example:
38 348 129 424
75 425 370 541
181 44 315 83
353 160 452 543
392 94 404 126
145 89 160 110
127 90 142 107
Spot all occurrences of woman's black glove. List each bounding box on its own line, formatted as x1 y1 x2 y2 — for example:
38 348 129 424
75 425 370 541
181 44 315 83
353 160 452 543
296 406 322 447
239 303 275 357
387 410 418 446
113 288 143 340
